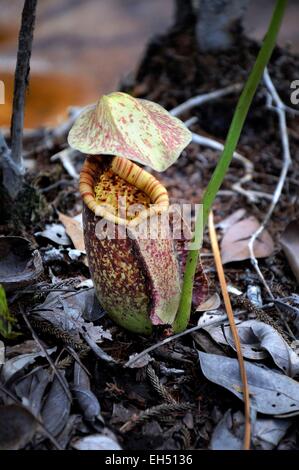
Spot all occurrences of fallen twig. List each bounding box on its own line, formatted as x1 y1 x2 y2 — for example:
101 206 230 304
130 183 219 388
125 324 203 368
177 84 273 202
191 132 272 202
125 312 245 368
248 68 292 300
170 83 242 117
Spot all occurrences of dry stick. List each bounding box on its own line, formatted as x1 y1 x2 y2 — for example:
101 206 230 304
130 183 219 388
0 383 63 450
124 312 246 368
208 211 251 450
173 87 268 202
248 68 295 339
21 312 73 401
248 68 291 283
125 324 203 368
170 83 242 117
10 0 37 175
191 132 272 202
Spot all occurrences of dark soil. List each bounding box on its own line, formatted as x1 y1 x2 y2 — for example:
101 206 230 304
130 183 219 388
1 24 299 450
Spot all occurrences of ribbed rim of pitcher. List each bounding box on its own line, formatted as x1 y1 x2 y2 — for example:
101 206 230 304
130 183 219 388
79 155 169 227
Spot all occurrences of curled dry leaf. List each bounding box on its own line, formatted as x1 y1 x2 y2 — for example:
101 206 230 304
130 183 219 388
68 92 192 172
204 319 299 375
234 321 299 377
0 404 37 450
203 321 267 361
0 237 43 292
280 220 299 284
220 215 274 264
197 310 228 329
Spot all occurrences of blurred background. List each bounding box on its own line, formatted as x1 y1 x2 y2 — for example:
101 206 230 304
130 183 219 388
0 0 298 128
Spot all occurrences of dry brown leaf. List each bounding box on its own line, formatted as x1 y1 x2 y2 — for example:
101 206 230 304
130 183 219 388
58 212 85 253
221 215 274 264
280 220 299 284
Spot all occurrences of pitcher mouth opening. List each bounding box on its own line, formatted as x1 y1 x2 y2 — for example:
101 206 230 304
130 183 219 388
79 155 169 227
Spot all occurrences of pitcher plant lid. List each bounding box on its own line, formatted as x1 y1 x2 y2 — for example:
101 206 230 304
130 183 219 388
68 92 192 172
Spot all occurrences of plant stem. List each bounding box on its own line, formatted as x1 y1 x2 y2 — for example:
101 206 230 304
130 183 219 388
173 0 287 333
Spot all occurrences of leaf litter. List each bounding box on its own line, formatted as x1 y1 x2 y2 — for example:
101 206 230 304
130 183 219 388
199 352 299 416
203 319 299 376
210 409 291 450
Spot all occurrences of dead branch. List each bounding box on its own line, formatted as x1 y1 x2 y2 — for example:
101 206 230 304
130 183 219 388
170 83 242 117
191 132 272 202
171 86 271 202
248 68 292 300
